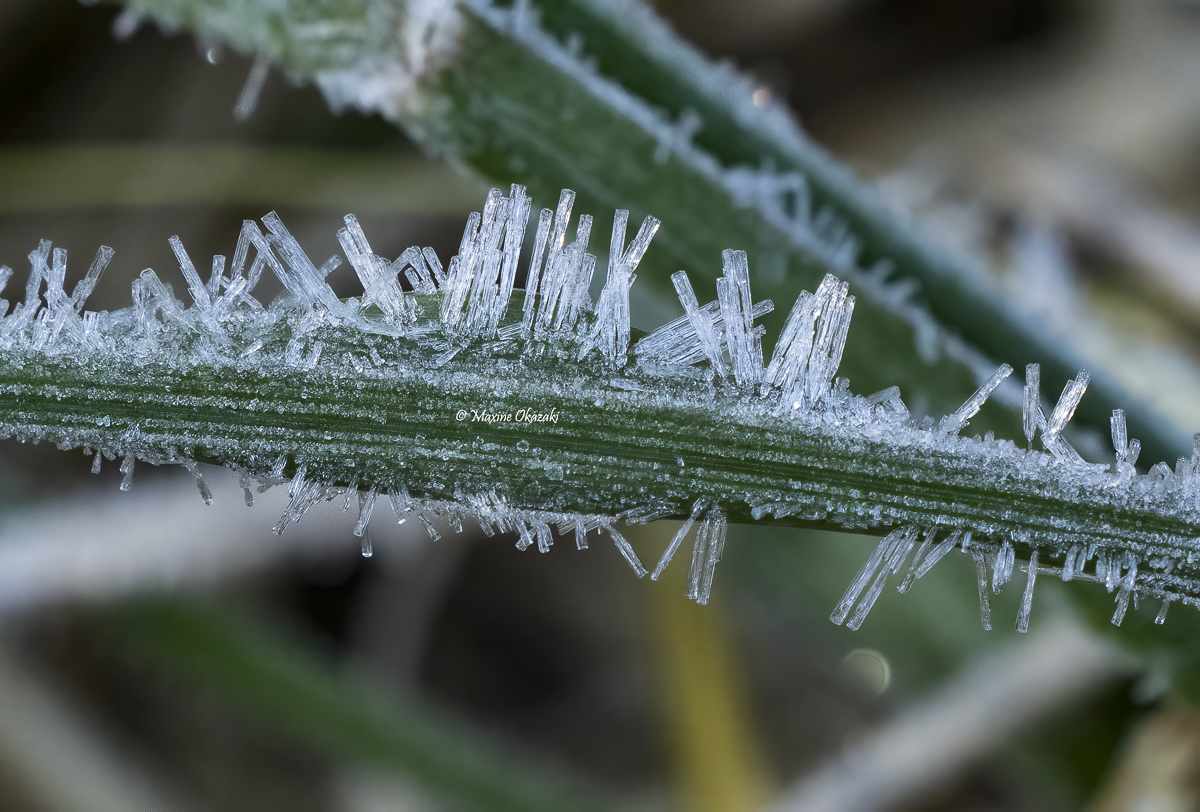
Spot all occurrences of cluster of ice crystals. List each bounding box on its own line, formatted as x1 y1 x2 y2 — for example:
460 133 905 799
441 186 531 336
7 184 1200 621
468 0 1010 393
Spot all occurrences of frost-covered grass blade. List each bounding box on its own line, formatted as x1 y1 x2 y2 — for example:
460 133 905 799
5 186 1200 631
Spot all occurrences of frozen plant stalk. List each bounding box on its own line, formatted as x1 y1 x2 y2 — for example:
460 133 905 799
4 186 1200 625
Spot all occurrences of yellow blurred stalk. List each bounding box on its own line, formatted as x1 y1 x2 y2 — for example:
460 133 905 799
635 522 772 812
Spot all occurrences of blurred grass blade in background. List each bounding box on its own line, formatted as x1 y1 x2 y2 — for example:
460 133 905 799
0 143 484 214
100 597 623 812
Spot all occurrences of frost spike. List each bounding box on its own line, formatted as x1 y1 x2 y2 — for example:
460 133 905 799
417 513 441 541
208 254 226 300
550 189 575 255
46 247 68 312
914 529 968 579
354 487 378 537
696 507 727 605
69 245 114 312
940 364 1012 435
580 210 658 364
608 527 647 578
763 290 817 394
422 247 445 287
992 541 1015 593
686 514 712 600
832 526 916 626
620 213 660 270
1016 550 1038 633
534 520 553 554
521 208 554 338
119 455 135 492
229 222 253 281
1112 409 1128 460
339 214 405 320
1062 545 1081 581
831 532 893 625
181 459 214 506
1043 369 1090 448
24 240 49 309
846 527 917 630
799 279 853 411
672 271 727 377
972 551 992 631
1023 364 1042 448
493 185 531 334
652 499 704 580
247 217 338 312
899 527 937 592
1111 588 1131 626
717 250 762 386
1122 553 1138 593
168 236 210 310
239 472 255 507
610 209 629 268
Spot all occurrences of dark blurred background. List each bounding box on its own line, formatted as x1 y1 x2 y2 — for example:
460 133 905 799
2 1 1200 810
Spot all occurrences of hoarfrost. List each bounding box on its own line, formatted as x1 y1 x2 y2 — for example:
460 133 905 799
6 184 1200 626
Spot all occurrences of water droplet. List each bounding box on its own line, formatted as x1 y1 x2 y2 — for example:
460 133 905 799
516 439 530 452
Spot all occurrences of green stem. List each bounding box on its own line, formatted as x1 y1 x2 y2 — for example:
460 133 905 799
2 325 1196 602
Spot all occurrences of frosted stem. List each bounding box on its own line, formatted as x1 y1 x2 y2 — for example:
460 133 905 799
5 185 1200 635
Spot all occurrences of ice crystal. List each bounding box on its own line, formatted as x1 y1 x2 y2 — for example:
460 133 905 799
4 184 1200 621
